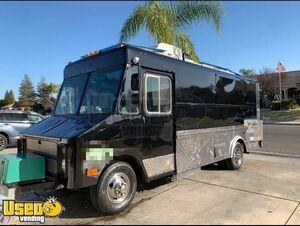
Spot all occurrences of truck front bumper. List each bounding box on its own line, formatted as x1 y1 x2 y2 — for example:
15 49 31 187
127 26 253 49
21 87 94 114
0 180 62 200
0 184 16 200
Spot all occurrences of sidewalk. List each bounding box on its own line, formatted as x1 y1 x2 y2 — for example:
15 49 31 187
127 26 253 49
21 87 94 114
261 108 300 125
251 150 300 158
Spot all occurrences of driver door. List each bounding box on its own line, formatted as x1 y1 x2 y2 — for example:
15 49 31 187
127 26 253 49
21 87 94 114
141 69 175 179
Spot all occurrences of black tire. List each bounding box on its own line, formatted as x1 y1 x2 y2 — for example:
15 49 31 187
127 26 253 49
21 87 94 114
224 142 244 170
90 161 137 214
0 134 8 151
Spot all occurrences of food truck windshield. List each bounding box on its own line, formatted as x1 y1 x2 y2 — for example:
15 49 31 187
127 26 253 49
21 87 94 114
54 66 124 115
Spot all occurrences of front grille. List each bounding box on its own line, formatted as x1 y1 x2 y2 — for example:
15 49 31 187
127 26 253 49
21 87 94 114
26 138 57 158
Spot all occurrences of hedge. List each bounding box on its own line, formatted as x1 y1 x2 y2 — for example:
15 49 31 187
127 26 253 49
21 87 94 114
271 101 281 110
297 98 300 106
272 98 298 111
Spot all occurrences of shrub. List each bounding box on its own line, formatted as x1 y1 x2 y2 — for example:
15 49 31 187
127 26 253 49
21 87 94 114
272 99 298 111
282 98 298 110
271 101 281 111
297 98 300 106
291 99 298 109
24 107 31 112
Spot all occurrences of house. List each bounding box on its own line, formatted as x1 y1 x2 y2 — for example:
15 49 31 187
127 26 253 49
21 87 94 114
280 70 300 100
40 97 55 110
258 70 300 100
3 98 56 114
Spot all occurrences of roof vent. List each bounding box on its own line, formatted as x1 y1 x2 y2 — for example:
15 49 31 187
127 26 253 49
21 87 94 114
152 43 183 60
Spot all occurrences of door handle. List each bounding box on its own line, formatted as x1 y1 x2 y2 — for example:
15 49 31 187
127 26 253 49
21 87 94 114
3 123 10 126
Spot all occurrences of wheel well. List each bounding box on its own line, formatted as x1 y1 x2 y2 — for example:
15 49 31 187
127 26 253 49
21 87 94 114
0 132 9 144
237 139 247 153
113 155 146 182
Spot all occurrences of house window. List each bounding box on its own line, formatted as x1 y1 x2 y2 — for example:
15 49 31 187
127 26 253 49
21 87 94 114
144 73 172 115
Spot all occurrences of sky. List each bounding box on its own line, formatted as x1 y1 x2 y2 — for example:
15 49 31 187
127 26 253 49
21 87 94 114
1 1 300 99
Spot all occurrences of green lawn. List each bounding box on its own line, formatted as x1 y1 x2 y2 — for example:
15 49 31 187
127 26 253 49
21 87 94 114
261 107 300 122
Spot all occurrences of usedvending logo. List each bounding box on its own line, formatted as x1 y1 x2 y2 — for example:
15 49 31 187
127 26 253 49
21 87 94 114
2 196 64 223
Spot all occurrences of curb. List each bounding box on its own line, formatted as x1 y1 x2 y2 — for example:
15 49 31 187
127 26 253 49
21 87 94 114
250 151 300 159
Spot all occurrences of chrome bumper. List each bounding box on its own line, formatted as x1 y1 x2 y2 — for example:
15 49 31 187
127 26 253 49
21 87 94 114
0 184 16 200
0 181 62 200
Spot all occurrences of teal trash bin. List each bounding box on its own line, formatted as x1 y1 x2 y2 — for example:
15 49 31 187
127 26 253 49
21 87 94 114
0 153 45 184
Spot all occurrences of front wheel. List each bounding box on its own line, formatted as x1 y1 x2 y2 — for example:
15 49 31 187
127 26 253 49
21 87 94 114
224 142 244 170
90 162 137 214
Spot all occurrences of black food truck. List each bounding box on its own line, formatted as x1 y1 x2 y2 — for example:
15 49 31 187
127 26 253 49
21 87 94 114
0 43 263 214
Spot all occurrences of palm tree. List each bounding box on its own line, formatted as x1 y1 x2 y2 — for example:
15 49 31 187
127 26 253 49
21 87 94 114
239 68 257 77
47 83 60 98
119 1 224 62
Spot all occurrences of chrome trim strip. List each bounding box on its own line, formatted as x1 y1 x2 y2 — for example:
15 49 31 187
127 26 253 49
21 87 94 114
177 125 245 138
23 134 60 142
23 134 68 144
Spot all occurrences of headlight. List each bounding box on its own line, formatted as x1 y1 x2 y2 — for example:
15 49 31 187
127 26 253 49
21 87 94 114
61 145 67 156
59 144 67 176
61 159 66 174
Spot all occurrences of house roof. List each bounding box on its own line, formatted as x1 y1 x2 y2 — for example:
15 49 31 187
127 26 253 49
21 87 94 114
1 102 15 108
280 70 300 89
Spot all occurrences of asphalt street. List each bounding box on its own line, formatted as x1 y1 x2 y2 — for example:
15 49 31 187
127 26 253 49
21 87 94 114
262 125 300 155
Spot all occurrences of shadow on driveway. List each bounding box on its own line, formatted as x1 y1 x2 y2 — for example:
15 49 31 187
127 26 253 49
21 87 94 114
19 177 174 220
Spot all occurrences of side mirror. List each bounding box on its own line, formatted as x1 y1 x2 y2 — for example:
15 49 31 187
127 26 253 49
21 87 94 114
131 73 139 91
132 94 139 105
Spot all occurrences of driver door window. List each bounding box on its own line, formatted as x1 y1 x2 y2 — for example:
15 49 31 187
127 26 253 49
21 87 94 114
144 73 172 115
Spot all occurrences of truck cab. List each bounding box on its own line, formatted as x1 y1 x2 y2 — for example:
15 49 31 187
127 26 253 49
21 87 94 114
12 44 174 214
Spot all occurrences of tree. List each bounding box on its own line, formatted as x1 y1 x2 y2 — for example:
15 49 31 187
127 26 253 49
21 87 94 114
47 83 60 98
0 99 6 107
19 74 36 107
257 66 283 102
37 75 50 98
4 90 15 105
9 90 15 103
119 1 224 62
239 68 257 77
256 72 286 101
259 67 276 75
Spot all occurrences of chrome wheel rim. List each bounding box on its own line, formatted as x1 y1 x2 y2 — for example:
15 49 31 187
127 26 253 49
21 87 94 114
106 172 130 204
233 147 242 166
0 137 5 150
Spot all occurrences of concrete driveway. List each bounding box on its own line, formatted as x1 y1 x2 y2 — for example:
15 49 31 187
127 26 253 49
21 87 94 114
6 152 297 225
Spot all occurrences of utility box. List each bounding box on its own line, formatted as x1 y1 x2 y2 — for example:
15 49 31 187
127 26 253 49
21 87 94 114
0 153 45 184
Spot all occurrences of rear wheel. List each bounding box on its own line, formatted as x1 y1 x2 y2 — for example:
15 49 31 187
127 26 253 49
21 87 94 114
224 142 244 170
90 162 137 214
0 134 8 151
